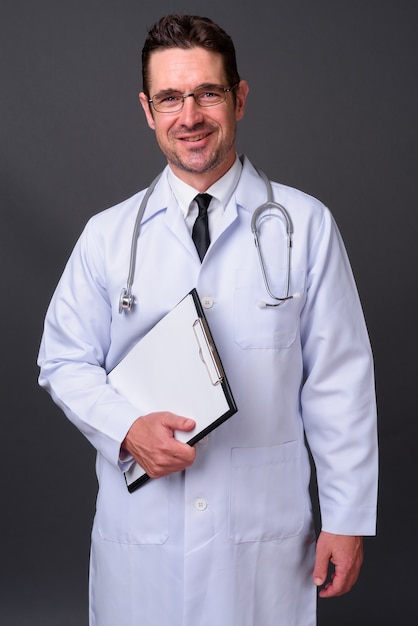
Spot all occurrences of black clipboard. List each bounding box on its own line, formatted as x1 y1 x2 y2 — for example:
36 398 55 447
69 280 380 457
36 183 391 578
107 289 237 492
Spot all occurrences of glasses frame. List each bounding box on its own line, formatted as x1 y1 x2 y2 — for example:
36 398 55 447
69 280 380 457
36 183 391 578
148 84 238 113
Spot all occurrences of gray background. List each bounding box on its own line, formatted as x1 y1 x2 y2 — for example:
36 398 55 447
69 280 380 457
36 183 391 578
1 0 417 624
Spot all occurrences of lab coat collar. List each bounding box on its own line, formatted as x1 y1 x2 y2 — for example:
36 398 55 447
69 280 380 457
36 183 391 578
235 155 269 215
140 168 173 223
140 155 268 224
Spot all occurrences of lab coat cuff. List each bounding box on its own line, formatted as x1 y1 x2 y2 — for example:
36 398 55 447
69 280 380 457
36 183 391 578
93 405 141 471
118 447 134 472
320 504 377 536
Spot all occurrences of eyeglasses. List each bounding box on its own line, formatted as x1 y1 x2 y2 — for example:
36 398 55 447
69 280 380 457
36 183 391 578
148 84 238 113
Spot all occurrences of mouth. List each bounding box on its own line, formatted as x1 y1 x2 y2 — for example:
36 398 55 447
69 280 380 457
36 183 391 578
180 132 211 143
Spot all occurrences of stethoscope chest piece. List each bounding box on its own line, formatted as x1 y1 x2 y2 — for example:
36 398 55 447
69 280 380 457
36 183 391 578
119 287 134 313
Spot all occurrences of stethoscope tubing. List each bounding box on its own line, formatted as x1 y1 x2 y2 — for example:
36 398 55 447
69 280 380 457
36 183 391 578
119 173 162 313
119 169 294 313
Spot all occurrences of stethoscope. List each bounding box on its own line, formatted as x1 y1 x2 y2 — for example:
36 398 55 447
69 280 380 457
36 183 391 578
251 170 301 308
119 169 300 313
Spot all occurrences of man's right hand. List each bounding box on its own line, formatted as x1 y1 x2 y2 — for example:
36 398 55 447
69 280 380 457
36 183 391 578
121 412 197 478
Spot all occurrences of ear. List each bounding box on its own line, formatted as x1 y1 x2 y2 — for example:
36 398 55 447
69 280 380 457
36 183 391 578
139 92 155 130
234 80 249 122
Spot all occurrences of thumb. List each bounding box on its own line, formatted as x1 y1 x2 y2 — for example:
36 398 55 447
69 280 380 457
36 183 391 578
313 536 331 587
313 558 329 587
164 413 196 432
177 417 196 432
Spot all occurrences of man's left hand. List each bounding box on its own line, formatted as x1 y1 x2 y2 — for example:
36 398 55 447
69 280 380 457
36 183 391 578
313 532 364 598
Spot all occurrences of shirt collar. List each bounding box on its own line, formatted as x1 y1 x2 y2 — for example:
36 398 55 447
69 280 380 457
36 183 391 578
167 156 243 217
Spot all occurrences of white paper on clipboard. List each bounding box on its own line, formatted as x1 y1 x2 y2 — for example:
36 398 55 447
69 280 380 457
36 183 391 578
107 289 237 492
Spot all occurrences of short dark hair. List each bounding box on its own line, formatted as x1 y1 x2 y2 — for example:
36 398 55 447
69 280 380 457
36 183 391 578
141 14 241 97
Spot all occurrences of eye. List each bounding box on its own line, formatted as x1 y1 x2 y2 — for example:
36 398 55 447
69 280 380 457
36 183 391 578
201 91 217 99
196 87 224 105
159 93 182 104
200 89 221 99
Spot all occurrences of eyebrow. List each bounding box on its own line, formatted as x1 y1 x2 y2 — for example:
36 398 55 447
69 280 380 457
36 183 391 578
152 83 223 97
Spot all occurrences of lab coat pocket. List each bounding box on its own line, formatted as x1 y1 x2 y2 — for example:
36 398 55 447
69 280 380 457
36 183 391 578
234 269 305 349
95 459 169 545
229 443 305 543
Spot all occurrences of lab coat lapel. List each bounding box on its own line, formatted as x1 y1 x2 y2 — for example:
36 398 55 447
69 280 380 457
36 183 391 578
235 156 268 216
165 196 198 256
142 168 199 258
212 156 269 242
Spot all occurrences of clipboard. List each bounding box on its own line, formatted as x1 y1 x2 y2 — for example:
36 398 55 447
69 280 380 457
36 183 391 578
107 289 237 492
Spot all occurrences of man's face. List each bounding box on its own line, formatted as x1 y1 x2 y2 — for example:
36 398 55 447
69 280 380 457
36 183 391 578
139 47 249 190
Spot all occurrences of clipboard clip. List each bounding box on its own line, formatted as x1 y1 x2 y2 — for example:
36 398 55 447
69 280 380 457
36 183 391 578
193 319 224 386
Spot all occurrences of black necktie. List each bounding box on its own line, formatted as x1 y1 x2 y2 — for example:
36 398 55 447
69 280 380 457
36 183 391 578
192 193 212 261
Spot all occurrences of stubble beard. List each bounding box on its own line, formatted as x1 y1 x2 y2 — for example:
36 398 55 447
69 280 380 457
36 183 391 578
162 123 236 176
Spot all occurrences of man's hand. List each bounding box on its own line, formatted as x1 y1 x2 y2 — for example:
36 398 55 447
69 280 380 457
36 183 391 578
122 412 197 478
313 532 364 598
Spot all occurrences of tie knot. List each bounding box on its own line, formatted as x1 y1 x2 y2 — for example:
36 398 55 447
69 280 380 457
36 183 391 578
194 193 212 217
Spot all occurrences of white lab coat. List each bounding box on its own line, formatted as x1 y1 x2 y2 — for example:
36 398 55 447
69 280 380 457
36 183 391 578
38 156 378 626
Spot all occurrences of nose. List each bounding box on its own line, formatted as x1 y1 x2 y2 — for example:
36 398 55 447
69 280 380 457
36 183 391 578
178 93 204 125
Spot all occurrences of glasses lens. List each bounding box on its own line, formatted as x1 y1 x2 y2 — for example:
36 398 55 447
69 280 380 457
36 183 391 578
194 86 226 107
152 92 183 112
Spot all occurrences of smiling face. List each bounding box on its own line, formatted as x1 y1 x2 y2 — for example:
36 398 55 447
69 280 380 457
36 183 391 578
139 47 249 191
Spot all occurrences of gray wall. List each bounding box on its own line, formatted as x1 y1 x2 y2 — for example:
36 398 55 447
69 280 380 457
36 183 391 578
1 1 417 624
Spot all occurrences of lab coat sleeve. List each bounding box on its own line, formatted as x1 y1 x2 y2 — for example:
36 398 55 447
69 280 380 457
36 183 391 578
300 208 378 536
38 218 140 470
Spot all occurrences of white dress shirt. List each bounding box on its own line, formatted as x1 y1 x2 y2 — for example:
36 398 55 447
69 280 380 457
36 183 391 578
167 155 242 238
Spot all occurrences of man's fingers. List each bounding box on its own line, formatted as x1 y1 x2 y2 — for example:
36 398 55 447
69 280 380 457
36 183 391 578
122 412 197 478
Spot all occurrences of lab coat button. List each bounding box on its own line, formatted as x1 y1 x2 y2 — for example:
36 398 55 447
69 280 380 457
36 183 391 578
194 498 208 511
198 435 209 445
202 296 214 309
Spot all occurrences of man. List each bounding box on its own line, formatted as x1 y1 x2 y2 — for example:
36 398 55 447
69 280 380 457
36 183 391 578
38 14 378 626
